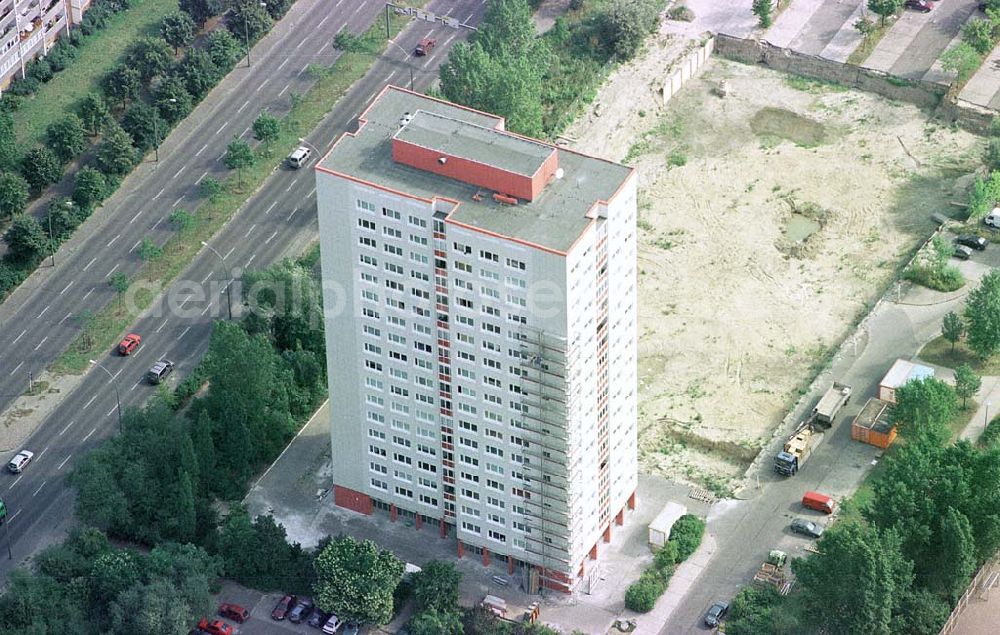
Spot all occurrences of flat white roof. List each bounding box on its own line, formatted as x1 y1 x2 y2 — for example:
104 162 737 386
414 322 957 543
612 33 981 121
649 501 687 534
881 358 935 389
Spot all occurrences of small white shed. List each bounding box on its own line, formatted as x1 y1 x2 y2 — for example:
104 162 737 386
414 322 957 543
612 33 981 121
648 501 687 550
879 359 934 404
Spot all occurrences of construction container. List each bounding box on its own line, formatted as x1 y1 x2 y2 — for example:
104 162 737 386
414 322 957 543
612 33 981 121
878 359 934 404
851 397 897 450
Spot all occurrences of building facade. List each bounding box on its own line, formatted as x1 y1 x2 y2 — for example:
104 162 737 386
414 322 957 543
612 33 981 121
315 86 637 593
0 0 90 91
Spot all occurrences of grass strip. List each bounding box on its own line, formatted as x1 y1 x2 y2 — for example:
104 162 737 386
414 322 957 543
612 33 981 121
13 0 178 147
52 10 415 374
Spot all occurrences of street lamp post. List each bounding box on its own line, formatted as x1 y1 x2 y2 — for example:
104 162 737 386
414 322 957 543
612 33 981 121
152 98 176 162
243 2 268 67
89 359 123 433
201 241 233 320
386 39 414 90
987 401 992 428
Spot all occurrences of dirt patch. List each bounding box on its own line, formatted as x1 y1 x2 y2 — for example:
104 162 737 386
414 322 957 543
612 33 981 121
565 44 982 494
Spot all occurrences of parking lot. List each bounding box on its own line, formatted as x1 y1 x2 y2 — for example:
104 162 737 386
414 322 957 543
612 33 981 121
199 584 362 635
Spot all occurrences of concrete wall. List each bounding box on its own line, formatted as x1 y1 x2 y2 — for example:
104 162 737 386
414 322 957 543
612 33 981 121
713 34 946 110
662 37 715 106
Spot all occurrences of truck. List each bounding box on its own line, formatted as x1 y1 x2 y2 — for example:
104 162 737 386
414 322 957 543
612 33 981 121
812 381 852 427
774 420 825 476
753 550 791 593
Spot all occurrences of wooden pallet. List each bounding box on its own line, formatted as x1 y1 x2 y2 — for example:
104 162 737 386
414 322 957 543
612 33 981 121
689 487 716 503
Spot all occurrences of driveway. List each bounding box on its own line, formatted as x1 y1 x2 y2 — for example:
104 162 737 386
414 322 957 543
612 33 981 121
766 0 864 60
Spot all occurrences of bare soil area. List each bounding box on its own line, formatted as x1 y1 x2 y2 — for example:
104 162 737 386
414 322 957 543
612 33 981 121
565 38 982 494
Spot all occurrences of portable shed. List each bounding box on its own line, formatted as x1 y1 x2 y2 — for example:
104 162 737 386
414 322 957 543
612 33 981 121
878 359 934 404
648 501 687 550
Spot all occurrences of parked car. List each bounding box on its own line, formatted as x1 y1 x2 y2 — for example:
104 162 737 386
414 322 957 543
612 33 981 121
790 517 824 538
289 598 315 624
956 235 988 250
904 0 933 11
985 208 1000 228
218 603 249 623
322 614 344 634
7 450 34 473
147 359 174 384
118 333 142 355
415 38 436 55
196 619 234 635
342 623 360 635
271 594 297 620
307 607 331 628
954 244 974 260
704 600 729 627
287 146 312 169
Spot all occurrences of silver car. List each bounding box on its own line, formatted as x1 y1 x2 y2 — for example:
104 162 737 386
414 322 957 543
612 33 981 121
790 517 824 538
7 450 34 473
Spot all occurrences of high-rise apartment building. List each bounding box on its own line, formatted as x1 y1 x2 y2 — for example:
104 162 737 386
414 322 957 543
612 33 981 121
0 0 89 90
316 86 637 593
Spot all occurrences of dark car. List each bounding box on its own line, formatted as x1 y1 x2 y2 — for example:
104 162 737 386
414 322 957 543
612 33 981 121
289 598 315 624
307 607 331 628
954 244 974 260
904 0 933 11
271 594 297 620
415 38 436 56
218 603 249 623
704 601 729 628
790 517 824 538
956 235 988 251
342 623 360 635
147 359 174 384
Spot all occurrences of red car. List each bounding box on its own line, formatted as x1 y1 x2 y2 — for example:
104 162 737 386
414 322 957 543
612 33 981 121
218 603 249 623
904 0 933 11
271 594 297 620
118 333 141 355
415 38 436 56
196 618 234 635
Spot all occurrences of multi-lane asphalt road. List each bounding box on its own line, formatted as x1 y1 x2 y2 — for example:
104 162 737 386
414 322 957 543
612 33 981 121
0 0 487 578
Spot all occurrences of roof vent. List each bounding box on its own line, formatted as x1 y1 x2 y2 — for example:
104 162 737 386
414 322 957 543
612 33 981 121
398 111 413 128
554 168 564 179
438 156 447 165
493 192 518 206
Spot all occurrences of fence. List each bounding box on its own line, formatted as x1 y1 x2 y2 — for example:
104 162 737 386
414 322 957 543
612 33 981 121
661 36 715 106
939 554 1000 635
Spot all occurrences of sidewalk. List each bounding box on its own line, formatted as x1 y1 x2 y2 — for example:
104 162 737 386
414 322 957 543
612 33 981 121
765 0 825 49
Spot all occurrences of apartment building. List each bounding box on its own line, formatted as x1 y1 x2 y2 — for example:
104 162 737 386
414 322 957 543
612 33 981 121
315 86 638 593
0 0 89 90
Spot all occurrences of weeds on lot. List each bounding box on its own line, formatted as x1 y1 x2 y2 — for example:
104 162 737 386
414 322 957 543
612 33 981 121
783 74 848 94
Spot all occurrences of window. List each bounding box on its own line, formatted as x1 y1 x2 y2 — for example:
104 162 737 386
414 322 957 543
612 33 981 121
417 460 437 473
386 279 403 292
506 257 526 270
419 494 438 506
456 315 474 327
486 445 503 458
358 218 376 230
408 215 427 228
367 411 385 424
461 521 481 534
417 443 436 456
415 357 433 370
487 496 505 509
506 276 526 289
480 268 499 281
371 478 388 491
418 476 437 490
359 236 376 248
483 322 501 334
454 260 472 273
481 286 500 299
395 486 413 498
365 377 383 391
486 462 504 475
385 262 403 275
394 469 412 483
457 367 476 380
486 478 504 492
393 452 412 465
363 324 381 338
507 294 527 307
453 242 472 254
357 199 376 213
488 513 505 526
460 488 480 501
457 297 473 309
370 461 387 474
359 254 377 267
389 350 408 362
459 454 479 467
461 505 480 517
392 435 411 448
382 207 400 220
361 290 378 303
383 226 402 239
480 250 499 263
483 305 499 317
413 322 431 336
488 530 507 543
384 244 403 257
409 234 427 246
369 445 386 457
366 394 384 407
388 332 406 345
360 271 377 285
390 368 408 382
415 393 434 405
365 359 383 372
410 252 429 265
459 437 479 450
414 340 432 353
387 315 406 328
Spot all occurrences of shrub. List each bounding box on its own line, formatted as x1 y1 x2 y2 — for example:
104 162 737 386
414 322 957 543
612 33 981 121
667 6 694 21
668 514 706 562
624 572 665 612
653 541 678 571
26 58 54 83
598 0 663 60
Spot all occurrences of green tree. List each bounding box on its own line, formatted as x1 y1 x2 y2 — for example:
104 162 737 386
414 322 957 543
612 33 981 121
21 146 62 192
154 75 193 123
0 110 18 171
252 112 280 151
409 608 463 635
599 0 662 59
931 507 977 602
73 166 108 209
127 37 173 84
894 588 951 635
122 102 165 152
4 214 47 263
412 561 461 614
868 0 902 27
173 471 198 543
45 198 78 240
97 121 138 177
893 377 957 443
226 0 273 45
954 363 981 409
854 15 877 43
624 572 664 612
942 311 964 353
207 28 243 71
986 137 1000 172
109 578 194 635
137 237 163 261
752 0 773 29
962 18 996 55
103 64 141 109
199 176 223 201
965 270 1000 358
161 11 196 54
109 271 129 310
224 137 255 187
332 29 372 53
668 514 705 561
0 171 29 218
180 0 224 27
264 0 292 20
77 93 112 135
725 585 784 635
46 114 88 163
792 522 911 635
312 536 405 625
176 48 221 100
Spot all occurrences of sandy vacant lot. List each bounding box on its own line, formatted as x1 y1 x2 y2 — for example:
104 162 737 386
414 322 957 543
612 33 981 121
565 37 982 494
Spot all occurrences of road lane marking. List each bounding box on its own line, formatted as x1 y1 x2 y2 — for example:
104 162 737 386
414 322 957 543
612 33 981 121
129 210 143 224
8 509 20 523
37 447 48 460
173 166 186 179
58 455 71 470
151 216 164 230
195 170 208 184
131 379 142 390
218 151 226 161
37 305 49 318
105 263 120 278
84 395 97 409
156 319 168 333
308 187 315 198
33 481 46 496
129 240 141 254
201 304 212 316
153 187 165 199
82 257 96 271
201 271 212 284
295 39 307 50
277 58 289 71
60 421 75 435
241 125 251 137
300 62 309 75
196 143 209 156
318 14 329 27
106 405 116 417
82 289 93 301
60 312 72 324
256 79 268 92
83 427 97 442
287 208 298 221
265 201 278 214
12 328 26 344
244 224 256 237
33 336 47 351
245 254 256 268
112 368 122 380
279 83 291 97
237 99 250 112
8 475 22 490
172 196 184 208
9 360 23 375
178 326 191 340
223 246 235 259
107 233 120 247
265 230 278 244
285 178 299 192
59 280 73 295
216 122 228 135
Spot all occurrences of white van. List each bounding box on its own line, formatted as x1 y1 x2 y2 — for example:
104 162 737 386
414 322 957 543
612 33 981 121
287 146 312 169
985 207 1000 228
